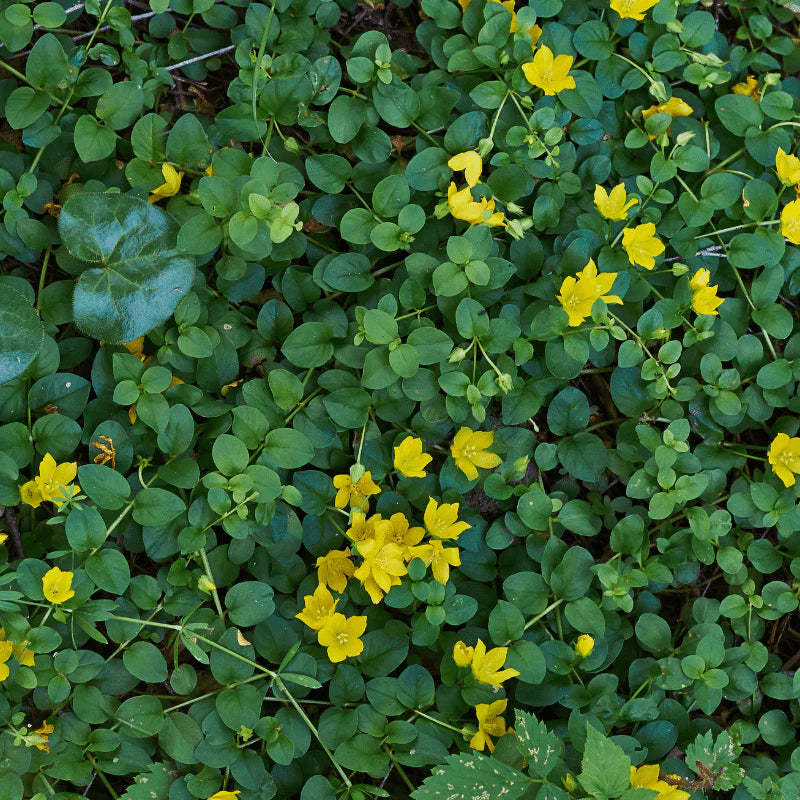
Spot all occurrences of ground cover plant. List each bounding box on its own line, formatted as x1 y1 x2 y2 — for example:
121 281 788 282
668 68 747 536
2 0 800 797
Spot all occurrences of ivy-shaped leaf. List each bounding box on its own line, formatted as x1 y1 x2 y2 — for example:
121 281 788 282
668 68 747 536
58 193 195 342
0 285 44 385
514 709 561 777
119 762 176 800
411 753 531 800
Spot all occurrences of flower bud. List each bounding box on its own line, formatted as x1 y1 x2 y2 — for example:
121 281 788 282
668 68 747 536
448 347 468 364
564 774 578 792
671 263 689 276
476 137 494 158
506 219 525 240
575 634 594 658
496 373 514 394
350 463 366 483
198 575 216 593
649 81 669 103
513 454 530 474
283 137 301 154
675 131 695 147
453 641 474 667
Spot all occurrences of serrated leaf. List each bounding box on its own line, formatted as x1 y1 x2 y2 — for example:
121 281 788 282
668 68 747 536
513 709 561 777
119 762 176 800
0 286 44 384
578 724 631 800
58 193 195 342
411 753 531 800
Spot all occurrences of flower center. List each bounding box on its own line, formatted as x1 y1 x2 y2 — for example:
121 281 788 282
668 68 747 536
336 632 349 645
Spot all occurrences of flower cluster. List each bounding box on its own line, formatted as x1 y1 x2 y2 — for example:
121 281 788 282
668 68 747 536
19 453 80 509
446 151 505 227
453 638 520 687
299 437 478 662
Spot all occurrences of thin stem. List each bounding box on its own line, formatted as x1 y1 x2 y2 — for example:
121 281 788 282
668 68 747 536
275 677 353 788
198 547 225 618
383 747 415 791
36 246 52 312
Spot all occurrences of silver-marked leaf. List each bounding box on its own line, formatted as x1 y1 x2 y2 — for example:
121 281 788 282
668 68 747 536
513 710 561 777
0 285 44 384
59 193 195 342
411 753 530 800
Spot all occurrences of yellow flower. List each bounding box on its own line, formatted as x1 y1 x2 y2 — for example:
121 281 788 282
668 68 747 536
575 634 595 657
641 98 693 138
0 628 35 668
448 151 483 188
383 512 425 558
394 436 432 478
354 527 408 604
522 45 576 96
42 566 75 605
609 0 659 20
451 428 502 480
317 613 367 662
315 550 355 593
731 75 760 101
557 259 622 327
776 147 800 186
0 533 6 546
775 147 800 186
470 699 509 752
689 268 724 316
332 471 380 510
296 584 338 631
594 184 638 221
447 183 505 227
20 480 43 508
345 511 390 544
0 641 12 682
781 199 800 244
470 638 520 687
34 720 54 753
409 539 461 584
148 163 184 203
453 641 474 667
34 454 80 505
205 163 215 177
122 336 146 359
207 792 241 800
630 766 690 800
424 498 471 540
622 222 665 270
768 433 800 488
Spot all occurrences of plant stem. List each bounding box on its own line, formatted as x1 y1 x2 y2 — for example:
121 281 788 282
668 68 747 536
198 547 225 618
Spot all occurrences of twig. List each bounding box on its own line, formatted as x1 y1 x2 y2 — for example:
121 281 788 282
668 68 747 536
165 45 236 72
3 508 25 559
72 11 156 40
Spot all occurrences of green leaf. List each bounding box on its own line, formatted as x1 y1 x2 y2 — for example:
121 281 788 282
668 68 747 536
59 193 196 342
282 322 334 367
225 582 276 627
123 641 169 683
578 724 631 800
0 285 43 385
514 710 561 777
412 753 531 800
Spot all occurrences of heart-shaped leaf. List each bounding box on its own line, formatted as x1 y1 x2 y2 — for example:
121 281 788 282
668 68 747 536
58 193 195 343
0 285 44 385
